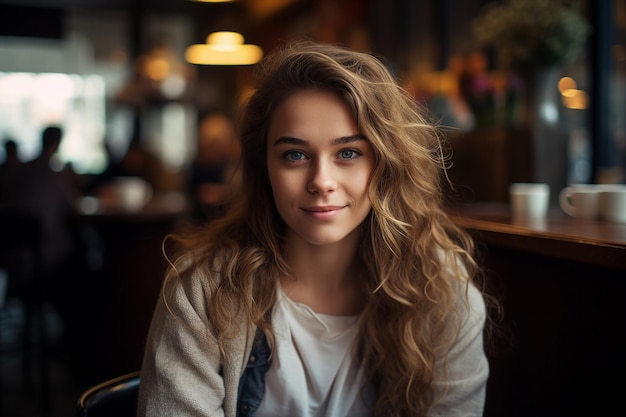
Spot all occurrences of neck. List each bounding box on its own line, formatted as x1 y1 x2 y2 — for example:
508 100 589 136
280 230 366 315
284 229 361 284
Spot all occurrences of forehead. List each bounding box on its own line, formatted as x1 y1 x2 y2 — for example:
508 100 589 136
274 88 348 114
268 89 358 140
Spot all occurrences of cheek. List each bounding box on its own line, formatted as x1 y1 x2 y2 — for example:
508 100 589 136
268 171 295 207
268 164 305 191
352 171 373 198
268 169 285 193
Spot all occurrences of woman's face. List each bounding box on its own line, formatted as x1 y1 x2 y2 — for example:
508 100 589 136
266 89 375 247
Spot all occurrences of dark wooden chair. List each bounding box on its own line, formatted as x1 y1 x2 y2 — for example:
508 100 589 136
76 371 141 417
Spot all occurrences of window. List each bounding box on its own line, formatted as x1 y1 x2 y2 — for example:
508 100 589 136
0 72 106 174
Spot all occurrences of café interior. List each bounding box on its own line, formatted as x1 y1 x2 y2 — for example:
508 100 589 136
0 0 625 416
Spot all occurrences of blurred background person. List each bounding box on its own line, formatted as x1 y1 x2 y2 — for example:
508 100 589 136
95 135 163 188
112 134 165 192
187 112 241 220
4 125 96 377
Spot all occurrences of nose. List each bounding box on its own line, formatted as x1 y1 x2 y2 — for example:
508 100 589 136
307 160 337 195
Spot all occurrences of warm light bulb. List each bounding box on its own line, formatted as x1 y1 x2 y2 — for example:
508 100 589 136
558 77 577 94
185 31 263 65
562 90 589 110
207 31 244 51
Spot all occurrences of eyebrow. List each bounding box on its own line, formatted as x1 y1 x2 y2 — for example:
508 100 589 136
272 134 367 146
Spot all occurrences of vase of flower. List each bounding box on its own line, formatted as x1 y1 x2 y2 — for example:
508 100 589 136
472 0 588 70
522 67 560 127
471 0 589 202
523 66 570 197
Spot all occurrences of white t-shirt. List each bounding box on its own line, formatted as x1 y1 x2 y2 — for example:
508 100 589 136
255 286 375 417
256 282 489 417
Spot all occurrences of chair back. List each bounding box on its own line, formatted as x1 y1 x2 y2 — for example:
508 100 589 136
76 371 140 417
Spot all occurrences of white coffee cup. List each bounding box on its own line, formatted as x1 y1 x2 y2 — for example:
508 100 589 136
509 183 550 219
598 186 626 224
559 184 602 219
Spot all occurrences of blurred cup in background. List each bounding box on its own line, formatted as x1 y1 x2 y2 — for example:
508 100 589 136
559 184 602 219
598 186 626 224
509 183 550 220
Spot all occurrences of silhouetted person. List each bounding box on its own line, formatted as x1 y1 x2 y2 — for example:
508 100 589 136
188 112 241 220
117 135 165 191
7 126 79 274
5 125 95 377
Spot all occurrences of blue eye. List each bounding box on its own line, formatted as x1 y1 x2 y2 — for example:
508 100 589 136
285 151 306 161
339 149 360 159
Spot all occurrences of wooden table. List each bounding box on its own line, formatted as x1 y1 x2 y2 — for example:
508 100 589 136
447 203 626 270
78 193 192 380
447 203 626 417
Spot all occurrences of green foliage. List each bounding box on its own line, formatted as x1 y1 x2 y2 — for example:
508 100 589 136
472 0 589 68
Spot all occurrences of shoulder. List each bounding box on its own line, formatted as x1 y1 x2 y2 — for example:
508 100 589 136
438 248 486 332
465 282 486 316
169 247 219 286
463 282 487 337
429 281 489 416
440 280 487 370
160 251 218 314
163 243 246 312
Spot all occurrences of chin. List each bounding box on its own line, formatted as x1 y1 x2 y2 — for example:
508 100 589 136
300 231 355 247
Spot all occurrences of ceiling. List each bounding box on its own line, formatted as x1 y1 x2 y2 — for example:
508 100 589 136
0 0 308 44
0 0 302 18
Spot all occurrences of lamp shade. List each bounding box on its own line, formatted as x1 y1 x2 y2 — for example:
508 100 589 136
185 31 263 65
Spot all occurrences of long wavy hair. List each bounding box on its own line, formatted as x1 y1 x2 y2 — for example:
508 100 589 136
163 40 491 416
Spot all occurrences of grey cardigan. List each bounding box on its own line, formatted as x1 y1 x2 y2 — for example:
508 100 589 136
138 265 488 417
137 266 256 417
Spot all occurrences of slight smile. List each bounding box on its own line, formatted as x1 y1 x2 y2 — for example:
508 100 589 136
301 206 345 220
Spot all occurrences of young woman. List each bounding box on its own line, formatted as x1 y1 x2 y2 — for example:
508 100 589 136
138 40 492 417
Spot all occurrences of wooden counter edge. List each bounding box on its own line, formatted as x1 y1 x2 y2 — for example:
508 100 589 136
452 216 626 271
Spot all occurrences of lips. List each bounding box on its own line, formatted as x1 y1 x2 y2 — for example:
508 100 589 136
303 205 344 212
301 205 345 219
